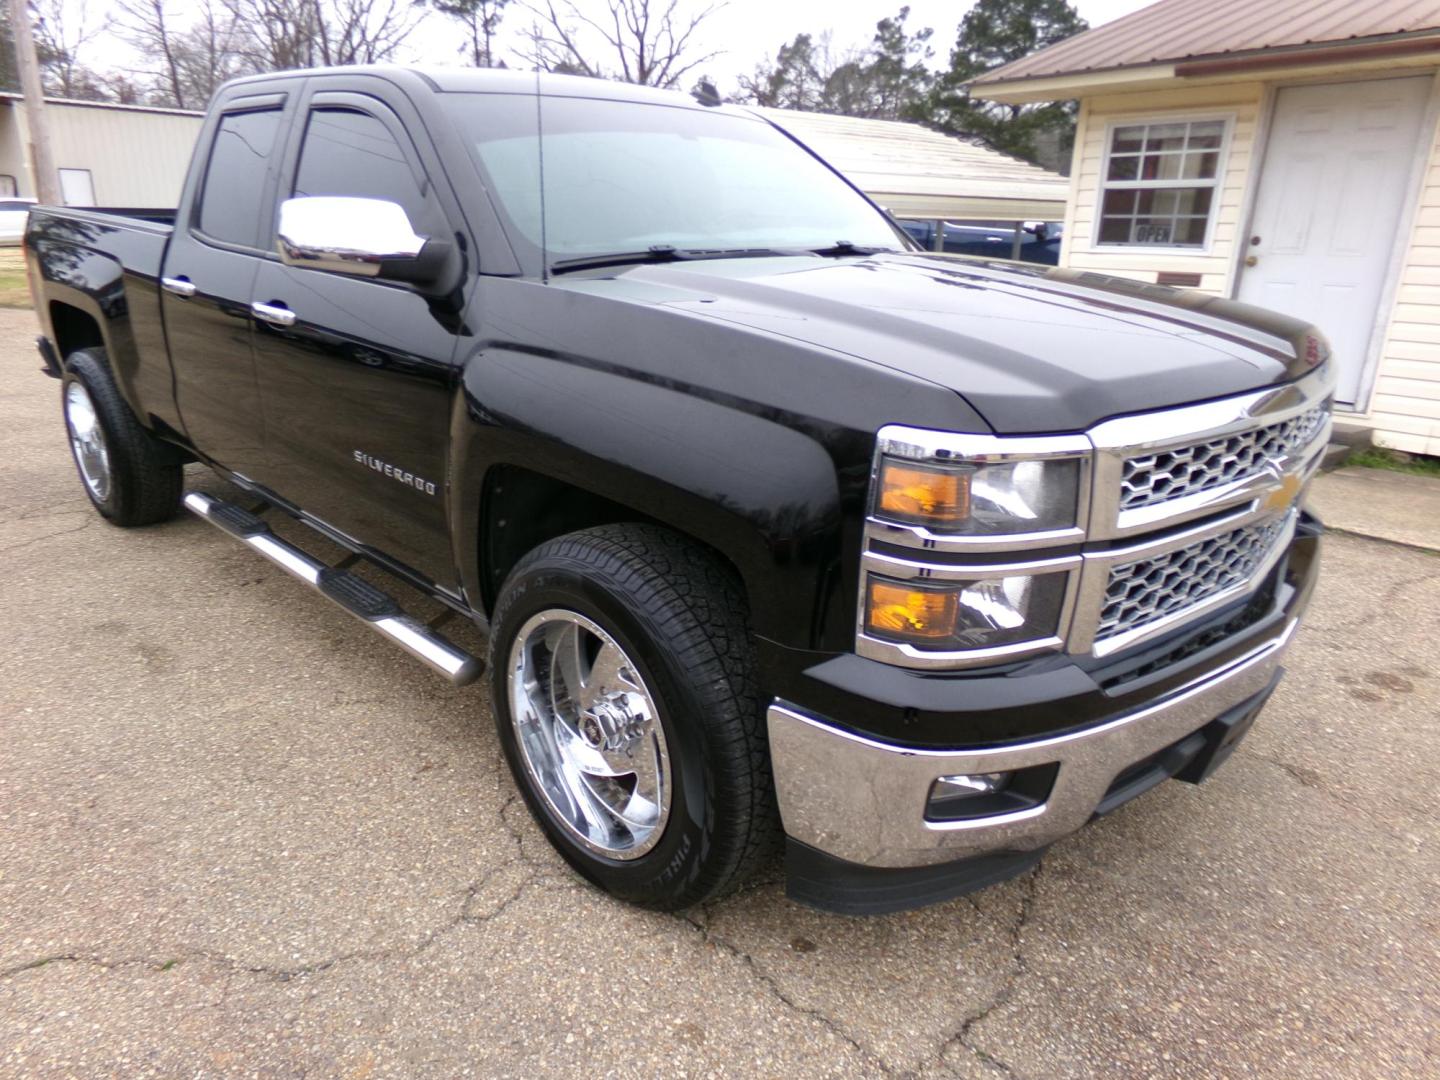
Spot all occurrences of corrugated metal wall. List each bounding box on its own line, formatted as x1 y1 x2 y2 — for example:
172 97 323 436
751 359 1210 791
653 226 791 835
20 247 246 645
0 105 28 196
0 100 202 207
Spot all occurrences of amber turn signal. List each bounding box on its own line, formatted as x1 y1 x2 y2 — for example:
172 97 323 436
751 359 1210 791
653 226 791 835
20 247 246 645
878 461 970 526
865 580 959 641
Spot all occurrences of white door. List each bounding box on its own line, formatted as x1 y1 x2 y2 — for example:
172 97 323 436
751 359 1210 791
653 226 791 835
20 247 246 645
58 168 95 207
1238 77 1432 405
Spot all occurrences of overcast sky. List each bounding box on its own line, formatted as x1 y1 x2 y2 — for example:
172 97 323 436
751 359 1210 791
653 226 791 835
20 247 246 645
416 0 1152 88
88 0 1153 91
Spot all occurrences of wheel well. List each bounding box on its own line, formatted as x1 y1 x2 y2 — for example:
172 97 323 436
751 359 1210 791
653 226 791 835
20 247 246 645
49 302 104 361
479 465 745 615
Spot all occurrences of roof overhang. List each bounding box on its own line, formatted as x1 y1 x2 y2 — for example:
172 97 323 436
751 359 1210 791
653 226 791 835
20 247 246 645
972 63 1178 104
973 30 1440 104
879 192 1067 221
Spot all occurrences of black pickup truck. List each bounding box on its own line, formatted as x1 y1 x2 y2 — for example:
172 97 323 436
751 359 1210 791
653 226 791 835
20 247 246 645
27 67 1332 915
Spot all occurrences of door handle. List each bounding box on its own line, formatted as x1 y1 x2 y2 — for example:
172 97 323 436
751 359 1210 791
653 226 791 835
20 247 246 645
161 275 196 298
1244 255 1259 267
251 301 296 328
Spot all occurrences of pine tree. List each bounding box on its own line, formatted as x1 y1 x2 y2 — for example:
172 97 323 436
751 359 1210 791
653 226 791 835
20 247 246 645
735 7 933 122
919 0 1088 170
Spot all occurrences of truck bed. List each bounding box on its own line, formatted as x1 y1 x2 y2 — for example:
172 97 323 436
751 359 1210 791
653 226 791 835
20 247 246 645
29 205 177 233
75 207 177 226
26 205 174 281
25 204 177 427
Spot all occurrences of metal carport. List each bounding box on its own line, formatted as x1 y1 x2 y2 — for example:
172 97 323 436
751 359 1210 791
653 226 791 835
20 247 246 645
752 106 1070 256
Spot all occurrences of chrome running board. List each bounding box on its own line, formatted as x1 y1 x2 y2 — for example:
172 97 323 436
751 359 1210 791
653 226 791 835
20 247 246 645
183 491 483 686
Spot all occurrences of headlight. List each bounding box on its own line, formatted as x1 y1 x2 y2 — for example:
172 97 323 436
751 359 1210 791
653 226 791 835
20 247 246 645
863 569 1071 653
860 428 1090 667
874 456 1081 536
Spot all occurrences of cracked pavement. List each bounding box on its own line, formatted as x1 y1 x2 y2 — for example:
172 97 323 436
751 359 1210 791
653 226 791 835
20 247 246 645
2 308 1437 1077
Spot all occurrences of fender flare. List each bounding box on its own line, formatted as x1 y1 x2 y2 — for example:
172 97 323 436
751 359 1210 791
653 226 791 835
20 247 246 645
449 343 847 647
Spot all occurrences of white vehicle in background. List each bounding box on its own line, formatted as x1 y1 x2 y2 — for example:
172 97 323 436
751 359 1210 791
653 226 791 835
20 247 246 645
0 198 37 245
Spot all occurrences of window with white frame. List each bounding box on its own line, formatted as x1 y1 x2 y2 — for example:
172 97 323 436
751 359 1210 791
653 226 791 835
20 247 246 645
1097 119 1228 248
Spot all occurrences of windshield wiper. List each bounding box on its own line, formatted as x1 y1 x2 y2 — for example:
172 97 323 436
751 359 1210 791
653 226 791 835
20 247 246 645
550 245 793 275
551 246 684 274
807 240 898 257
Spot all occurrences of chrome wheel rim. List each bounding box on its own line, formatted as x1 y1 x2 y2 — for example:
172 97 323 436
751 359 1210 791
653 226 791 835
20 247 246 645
64 381 111 502
507 609 671 860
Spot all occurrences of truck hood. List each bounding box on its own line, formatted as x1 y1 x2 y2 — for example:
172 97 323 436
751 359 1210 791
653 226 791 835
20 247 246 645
556 254 1328 433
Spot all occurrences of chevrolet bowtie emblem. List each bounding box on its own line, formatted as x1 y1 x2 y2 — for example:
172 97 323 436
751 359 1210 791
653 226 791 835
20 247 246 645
1260 466 1302 513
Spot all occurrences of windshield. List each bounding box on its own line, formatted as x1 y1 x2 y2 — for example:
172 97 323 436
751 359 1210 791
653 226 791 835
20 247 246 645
445 93 905 267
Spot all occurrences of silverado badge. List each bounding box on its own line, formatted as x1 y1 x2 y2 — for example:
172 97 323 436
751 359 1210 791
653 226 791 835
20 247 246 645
354 450 437 496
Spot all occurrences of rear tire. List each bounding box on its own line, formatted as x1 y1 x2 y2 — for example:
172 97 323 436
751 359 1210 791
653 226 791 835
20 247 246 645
489 524 779 910
61 348 182 527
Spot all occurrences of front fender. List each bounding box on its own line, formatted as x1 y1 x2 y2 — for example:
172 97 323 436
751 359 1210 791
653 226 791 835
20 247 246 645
452 342 851 647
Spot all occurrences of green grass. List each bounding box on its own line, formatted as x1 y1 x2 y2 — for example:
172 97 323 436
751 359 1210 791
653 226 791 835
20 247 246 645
1348 446 1440 479
0 248 31 308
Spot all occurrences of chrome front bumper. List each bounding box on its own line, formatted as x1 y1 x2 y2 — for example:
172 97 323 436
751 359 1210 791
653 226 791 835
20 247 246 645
767 617 1297 869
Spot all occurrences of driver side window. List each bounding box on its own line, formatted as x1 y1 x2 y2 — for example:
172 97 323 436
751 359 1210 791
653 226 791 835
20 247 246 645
292 107 442 238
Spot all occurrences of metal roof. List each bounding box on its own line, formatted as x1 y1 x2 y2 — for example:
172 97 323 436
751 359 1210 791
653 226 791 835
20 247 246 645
0 91 203 118
751 107 1069 221
973 0 1440 86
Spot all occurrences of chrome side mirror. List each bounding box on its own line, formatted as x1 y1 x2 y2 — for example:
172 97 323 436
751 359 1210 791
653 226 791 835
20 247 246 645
277 196 446 281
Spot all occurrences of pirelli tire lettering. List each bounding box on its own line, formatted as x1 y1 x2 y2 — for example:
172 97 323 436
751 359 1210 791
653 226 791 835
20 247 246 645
354 450 437 496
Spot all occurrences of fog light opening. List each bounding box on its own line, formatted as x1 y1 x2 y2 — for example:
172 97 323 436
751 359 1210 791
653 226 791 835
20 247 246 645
933 772 1011 799
924 762 1060 823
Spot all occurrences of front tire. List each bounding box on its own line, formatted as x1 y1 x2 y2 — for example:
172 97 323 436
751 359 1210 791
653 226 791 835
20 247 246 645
489 525 779 910
61 348 182 526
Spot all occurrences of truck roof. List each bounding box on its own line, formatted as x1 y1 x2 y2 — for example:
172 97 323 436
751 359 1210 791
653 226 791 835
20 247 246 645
221 64 718 111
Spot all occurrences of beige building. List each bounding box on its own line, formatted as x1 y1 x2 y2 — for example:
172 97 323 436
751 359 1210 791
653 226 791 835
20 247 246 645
0 94 202 208
972 0 1440 456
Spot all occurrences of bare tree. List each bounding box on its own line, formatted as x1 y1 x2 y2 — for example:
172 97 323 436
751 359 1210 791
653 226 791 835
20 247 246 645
171 0 247 106
221 0 426 71
102 70 146 104
111 0 244 108
314 0 427 63
432 0 508 66
519 0 723 89
114 0 187 107
31 0 109 99
223 0 319 69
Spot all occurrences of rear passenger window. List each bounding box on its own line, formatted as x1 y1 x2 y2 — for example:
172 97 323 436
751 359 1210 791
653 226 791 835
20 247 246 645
198 108 280 246
293 108 438 234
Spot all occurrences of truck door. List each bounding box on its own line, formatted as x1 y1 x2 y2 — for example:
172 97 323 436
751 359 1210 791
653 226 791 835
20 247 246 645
161 97 288 470
247 91 466 592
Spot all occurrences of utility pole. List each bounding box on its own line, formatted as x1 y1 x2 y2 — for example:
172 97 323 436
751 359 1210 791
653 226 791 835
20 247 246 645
8 0 59 204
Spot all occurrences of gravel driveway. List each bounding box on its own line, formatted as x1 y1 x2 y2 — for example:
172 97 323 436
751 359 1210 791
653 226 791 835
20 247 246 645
2 309 1437 1078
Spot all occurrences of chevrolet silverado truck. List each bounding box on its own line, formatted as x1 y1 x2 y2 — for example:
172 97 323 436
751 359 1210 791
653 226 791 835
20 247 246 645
26 67 1332 915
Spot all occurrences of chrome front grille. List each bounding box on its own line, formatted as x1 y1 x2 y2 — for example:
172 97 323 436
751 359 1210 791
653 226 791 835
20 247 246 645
1096 513 1292 643
1120 403 1328 512
859 366 1333 669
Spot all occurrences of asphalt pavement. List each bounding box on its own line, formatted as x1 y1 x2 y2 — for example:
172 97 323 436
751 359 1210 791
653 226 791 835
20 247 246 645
2 307 1437 1078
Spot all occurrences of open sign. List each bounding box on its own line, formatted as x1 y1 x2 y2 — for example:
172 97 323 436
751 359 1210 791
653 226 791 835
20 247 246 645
1134 222 1174 245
